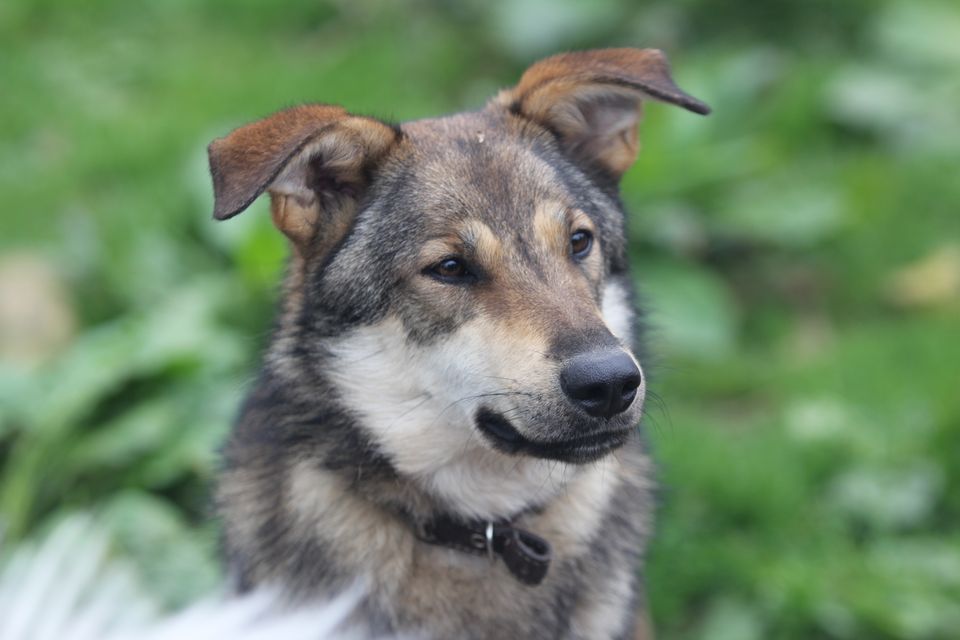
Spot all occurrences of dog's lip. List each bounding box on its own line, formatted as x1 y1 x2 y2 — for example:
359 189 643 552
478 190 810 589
476 409 524 445
475 409 631 463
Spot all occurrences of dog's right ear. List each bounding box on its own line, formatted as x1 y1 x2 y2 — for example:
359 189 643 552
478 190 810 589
208 105 399 256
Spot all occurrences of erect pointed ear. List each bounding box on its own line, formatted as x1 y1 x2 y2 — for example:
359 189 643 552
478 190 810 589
496 48 710 178
207 104 399 256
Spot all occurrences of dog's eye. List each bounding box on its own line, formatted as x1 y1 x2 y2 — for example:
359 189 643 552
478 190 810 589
570 230 593 259
427 257 474 283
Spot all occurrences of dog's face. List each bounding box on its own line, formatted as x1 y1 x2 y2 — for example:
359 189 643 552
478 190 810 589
326 117 643 462
209 49 708 516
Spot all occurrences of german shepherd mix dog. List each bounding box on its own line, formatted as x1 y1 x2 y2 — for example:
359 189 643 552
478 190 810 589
208 48 709 639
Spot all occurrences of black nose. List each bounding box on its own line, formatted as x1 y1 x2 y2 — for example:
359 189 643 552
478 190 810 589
560 350 642 419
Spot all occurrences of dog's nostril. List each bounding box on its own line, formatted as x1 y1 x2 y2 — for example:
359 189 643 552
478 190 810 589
618 386 638 413
560 350 642 419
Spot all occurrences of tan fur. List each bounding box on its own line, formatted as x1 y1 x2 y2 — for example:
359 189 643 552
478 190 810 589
532 201 573 258
287 462 414 590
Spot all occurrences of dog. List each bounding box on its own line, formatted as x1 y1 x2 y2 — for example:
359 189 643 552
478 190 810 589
208 48 709 639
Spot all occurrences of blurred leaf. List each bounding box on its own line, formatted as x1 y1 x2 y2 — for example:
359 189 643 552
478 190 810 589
12 277 242 433
713 171 845 247
695 597 764 640
826 65 921 135
828 464 943 531
0 279 244 539
101 492 220 609
783 396 864 445
870 537 960 590
488 0 623 59
69 397 185 472
873 0 960 66
637 259 739 360
864 537 960 637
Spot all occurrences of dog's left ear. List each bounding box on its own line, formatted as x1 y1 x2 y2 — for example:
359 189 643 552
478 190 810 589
497 48 710 178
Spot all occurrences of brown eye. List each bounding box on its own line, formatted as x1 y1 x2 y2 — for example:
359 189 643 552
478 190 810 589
570 230 593 259
427 257 475 283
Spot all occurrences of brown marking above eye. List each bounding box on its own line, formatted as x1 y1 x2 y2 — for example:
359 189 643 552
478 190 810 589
533 203 600 261
419 220 501 284
533 202 574 257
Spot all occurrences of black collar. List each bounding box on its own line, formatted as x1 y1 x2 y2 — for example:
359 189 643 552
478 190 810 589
414 514 552 586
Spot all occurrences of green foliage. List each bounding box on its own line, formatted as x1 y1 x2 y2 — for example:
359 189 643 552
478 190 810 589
1 0 958 637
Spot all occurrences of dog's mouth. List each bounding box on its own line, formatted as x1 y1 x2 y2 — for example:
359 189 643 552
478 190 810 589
475 408 631 464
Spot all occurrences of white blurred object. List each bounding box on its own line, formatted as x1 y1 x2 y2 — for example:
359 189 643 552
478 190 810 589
0 515 367 640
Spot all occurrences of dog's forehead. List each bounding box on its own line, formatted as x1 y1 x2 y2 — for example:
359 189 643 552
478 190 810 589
396 112 571 225
399 109 523 147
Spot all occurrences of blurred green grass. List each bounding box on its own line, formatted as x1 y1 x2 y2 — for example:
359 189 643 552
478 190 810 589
1 0 958 637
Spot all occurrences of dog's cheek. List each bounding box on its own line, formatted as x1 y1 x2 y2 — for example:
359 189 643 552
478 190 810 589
394 283 478 345
323 318 485 473
413 316 544 421
469 316 563 417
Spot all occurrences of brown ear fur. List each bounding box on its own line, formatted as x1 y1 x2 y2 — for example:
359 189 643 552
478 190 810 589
208 105 398 254
497 48 710 177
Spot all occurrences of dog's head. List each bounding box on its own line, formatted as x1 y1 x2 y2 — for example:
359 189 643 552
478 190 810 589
209 49 708 511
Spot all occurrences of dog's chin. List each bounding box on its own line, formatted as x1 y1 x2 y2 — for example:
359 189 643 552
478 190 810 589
475 409 631 464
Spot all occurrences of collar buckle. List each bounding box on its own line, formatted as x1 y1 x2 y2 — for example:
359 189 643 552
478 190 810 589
416 515 551 586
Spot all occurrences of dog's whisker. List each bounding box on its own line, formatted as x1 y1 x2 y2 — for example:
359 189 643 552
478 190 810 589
436 391 533 418
478 375 523 384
